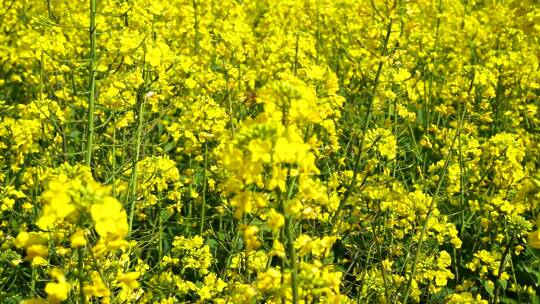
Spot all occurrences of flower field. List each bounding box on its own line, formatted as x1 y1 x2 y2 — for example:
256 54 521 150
1 0 540 303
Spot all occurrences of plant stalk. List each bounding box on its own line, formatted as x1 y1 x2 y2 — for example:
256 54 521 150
85 0 97 168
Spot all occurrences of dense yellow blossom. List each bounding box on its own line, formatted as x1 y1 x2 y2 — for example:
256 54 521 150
1 0 539 303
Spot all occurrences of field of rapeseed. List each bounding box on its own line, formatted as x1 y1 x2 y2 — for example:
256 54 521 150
1 0 539 303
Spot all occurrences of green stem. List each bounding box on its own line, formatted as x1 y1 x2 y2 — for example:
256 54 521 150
78 247 85 304
111 117 117 196
85 0 97 167
199 142 208 236
492 236 514 304
128 88 146 236
330 18 393 233
223 57 235 136
157 189 163 259
31 267 36 296
286 218 299 303
402 106 467 304
373 222 390 302
47 0 52 19
280 196 299 304
77 0 96 301
221 221 241 280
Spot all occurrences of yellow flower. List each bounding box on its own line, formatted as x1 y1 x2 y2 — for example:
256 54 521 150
294 234 313 256
248 138 272 163
45 281 70 303
70 229 87 248
269 240 286 258
14 231 49 262
37 181 76 230
267 166 287 192
117 271 141 289
266 209 285 232
242 225 261 252
45 269 70 304
14 231 48 249
528 230 540 248
256 268 282 291
31 256 48 267
83 272 111 299
91 197 129 249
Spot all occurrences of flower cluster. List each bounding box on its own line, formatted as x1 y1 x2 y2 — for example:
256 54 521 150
1 0 539 303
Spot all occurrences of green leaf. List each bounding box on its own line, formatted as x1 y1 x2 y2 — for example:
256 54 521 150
484 280 494 298
500 297 518 304
498 278 507 290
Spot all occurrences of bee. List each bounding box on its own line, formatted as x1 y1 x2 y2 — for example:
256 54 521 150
244 91 257 106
